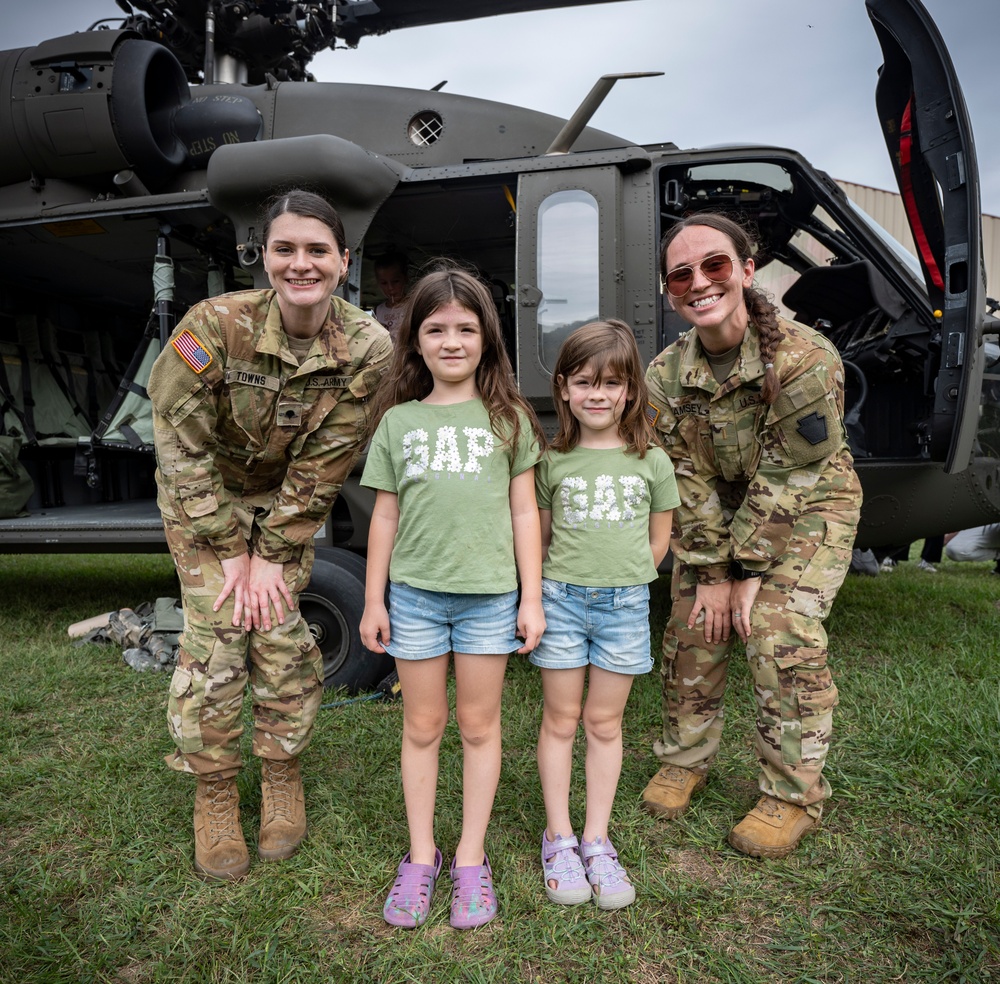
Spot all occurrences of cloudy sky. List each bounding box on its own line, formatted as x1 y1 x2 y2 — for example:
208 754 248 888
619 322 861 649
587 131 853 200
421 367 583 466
5 0 999 214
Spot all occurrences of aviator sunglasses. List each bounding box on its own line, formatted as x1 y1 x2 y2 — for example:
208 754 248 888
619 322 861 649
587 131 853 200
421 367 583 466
662 252 740 297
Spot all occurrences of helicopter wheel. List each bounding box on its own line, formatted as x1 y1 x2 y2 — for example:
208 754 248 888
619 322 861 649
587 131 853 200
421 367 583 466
300 555 392 694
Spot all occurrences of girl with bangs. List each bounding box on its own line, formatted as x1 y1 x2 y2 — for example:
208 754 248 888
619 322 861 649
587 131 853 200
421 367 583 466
531 319 679 910
360 267 545 930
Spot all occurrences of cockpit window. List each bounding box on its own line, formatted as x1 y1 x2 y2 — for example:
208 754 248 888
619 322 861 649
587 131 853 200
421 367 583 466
537 189 599 372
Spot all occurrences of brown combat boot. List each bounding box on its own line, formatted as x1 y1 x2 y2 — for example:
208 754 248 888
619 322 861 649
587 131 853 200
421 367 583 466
258 757 307 861
193 777 250 882
640 765 706 819
727 795 820 859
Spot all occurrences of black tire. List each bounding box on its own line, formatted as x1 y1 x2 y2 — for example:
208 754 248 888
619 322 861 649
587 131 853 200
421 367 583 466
314 546 367 583
300 556 392 694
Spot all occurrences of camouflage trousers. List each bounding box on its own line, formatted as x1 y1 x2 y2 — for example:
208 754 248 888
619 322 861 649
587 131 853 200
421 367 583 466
655 517 855 817
162 502 323 780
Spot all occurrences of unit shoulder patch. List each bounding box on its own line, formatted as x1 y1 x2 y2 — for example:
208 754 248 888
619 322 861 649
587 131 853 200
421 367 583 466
796 411 828 446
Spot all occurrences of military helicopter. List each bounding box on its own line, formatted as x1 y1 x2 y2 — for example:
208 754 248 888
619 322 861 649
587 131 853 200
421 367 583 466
0 0 997 691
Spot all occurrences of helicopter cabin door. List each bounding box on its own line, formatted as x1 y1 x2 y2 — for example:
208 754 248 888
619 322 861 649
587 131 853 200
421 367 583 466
513 165 625 418
867 0 987 473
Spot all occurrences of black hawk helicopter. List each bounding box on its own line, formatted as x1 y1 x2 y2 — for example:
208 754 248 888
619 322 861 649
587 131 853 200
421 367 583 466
0 0 996 689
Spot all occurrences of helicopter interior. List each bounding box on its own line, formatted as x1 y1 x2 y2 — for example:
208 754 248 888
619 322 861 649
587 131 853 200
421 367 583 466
656 157 940 463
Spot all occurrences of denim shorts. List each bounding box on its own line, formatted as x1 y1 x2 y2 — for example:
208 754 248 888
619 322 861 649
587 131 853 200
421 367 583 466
385 581 520 660
529 578 652 675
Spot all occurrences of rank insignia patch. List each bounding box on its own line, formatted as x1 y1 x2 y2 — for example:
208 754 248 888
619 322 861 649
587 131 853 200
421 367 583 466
172 329 213 374
796 411 828 445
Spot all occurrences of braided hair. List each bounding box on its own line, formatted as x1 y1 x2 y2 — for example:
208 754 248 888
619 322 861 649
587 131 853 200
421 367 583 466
660 213 783 405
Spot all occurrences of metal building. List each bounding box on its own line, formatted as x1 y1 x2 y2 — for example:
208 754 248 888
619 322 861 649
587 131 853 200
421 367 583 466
837 180 999 305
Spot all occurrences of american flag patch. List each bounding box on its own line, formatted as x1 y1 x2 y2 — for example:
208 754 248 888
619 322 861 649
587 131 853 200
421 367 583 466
645 402 660 426
172 329 213 374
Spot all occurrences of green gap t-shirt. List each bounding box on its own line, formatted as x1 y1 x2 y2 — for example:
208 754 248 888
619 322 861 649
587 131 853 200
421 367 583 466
361 399 539 593
536 444 680 587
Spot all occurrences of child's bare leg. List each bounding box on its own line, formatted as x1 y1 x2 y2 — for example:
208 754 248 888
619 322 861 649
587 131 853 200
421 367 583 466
452 652 509 867
537 666 586 838
581 667 635 842
395 654 450 865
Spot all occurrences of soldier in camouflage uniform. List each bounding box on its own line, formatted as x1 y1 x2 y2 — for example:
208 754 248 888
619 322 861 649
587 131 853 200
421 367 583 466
640 213 861 858
149 190 391 881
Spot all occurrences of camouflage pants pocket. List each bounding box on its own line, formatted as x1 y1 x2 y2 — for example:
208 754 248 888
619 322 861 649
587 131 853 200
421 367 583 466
166 665 205 754
785 520 854 620
771 644 837 768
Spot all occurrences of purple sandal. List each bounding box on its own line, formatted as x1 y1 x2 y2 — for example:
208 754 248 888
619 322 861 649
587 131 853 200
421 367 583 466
449 854 498 929
383 848 443 928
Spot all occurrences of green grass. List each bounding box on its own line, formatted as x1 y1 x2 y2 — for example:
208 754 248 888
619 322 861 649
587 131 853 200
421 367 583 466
1 548 998 983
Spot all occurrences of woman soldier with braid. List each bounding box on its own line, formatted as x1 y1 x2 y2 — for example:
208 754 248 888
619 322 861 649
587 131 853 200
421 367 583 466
640 213 861 858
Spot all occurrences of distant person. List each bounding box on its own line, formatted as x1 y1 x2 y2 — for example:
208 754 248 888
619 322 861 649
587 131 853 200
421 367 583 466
148 189 391 881
641 213 862 858
532 320 678 910
945 523 1000 573
360 268 545 929
373 251 410 341
880 534 944 572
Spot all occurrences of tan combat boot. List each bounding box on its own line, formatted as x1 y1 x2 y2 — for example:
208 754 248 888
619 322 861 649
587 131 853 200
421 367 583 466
640 765 706 819
727 795 820 859
193 777 250 882
258 757 307 860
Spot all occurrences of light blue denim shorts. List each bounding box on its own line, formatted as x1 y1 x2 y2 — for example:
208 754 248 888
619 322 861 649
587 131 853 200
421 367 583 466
385 581 520 660
529 578 652 675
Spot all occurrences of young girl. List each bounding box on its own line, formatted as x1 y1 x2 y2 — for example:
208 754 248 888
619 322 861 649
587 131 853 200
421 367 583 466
372 251 409 342
531 320 679 909
360 268 546 930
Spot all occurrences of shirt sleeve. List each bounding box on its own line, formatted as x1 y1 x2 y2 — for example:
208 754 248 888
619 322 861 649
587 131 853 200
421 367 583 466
648 448 681 512
728 343 852 569
255 328 394 563
646 360 730 583
149 301 246 560
360 411 400 493
534 453 554 509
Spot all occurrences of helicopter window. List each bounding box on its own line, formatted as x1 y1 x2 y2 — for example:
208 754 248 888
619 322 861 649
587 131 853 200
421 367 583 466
407 111 444 147
537 190 599 372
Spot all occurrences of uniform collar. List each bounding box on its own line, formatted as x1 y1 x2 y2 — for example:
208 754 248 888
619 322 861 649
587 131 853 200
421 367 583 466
679 324 767 396
256 291 352 369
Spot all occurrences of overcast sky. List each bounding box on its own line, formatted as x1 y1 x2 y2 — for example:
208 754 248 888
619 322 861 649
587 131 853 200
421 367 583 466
5 0 998 214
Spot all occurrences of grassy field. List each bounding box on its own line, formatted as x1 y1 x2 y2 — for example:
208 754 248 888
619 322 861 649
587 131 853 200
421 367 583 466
0 548 998 983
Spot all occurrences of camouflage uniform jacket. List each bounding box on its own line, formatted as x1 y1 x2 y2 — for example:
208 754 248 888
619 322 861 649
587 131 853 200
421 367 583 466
646 316 861 584
148 289 392 564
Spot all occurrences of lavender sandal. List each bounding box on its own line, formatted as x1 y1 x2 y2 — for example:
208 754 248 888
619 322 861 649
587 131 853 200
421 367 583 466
581 836 636 910
541 831 592 905
383 848 443 927
449 854 498 929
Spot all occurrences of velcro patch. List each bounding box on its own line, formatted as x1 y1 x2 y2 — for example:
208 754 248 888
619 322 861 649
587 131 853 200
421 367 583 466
645 402 660 426
172 329 213 374
224 369 280 392
307 374 352 389
796 411 828 446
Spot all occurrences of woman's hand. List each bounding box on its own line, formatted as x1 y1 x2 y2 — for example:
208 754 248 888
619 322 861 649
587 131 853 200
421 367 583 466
688 581 734 644
215 553 252 629
360 602 391 654
248 554 295 632
729 577 762 643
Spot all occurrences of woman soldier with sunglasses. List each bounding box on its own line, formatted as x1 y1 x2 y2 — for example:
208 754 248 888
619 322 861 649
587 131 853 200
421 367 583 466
640 213 861 858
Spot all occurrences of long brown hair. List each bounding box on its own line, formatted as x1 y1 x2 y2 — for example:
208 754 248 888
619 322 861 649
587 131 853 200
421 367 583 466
659 213 783 405
550 319 657 457
369 268 544 451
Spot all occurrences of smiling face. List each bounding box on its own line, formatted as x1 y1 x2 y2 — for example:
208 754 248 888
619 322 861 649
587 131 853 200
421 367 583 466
415 300 483 400
664 224 754 353
263 212 349 332
559 360 629 447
